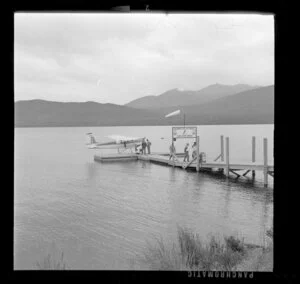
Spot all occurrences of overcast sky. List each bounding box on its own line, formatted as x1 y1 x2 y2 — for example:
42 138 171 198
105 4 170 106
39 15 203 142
15 13 274 105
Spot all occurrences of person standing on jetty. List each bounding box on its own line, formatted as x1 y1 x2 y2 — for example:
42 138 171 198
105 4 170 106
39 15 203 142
169 143 176 160
183 143 190 162
142 138 147 155
146 139 152 154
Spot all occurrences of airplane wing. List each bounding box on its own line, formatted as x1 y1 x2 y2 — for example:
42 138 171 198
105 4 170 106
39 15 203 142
106 135 144 143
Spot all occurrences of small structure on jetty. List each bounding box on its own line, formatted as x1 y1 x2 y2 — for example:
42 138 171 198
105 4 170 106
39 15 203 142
94 133 274 187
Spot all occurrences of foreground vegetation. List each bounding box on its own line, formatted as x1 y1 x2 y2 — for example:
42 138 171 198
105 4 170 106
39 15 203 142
35 227 273 270
141 227 273 271
36 251 67 270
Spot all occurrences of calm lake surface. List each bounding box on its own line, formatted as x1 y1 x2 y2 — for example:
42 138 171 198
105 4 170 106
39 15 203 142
14 125 274 270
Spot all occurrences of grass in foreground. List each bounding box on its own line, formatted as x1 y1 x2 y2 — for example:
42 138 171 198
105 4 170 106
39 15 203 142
142 226 273 271
34 227 273 270
36 251 67 270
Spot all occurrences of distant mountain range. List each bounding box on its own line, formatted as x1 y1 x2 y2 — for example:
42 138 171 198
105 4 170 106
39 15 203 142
125 83 260 109
14 100 159 127
14 84 274 127
154 85 274 125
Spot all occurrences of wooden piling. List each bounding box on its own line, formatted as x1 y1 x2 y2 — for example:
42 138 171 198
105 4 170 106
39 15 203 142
225 137 230 177
196 136 200 172
252 136 256 177
252 136 256 162
221 135 224 162
172 141 175 167
263 138 268 187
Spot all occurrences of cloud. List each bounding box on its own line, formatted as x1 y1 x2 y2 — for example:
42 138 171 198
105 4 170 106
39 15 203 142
14 13 274 104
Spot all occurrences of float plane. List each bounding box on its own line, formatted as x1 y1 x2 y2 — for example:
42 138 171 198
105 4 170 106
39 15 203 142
86 133 144 153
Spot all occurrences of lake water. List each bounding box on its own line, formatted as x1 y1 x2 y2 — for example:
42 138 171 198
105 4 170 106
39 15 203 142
14 125 274 270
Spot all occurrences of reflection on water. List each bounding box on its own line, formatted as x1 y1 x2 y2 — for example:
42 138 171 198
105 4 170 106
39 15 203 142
86 162 97 181
14 125 273 269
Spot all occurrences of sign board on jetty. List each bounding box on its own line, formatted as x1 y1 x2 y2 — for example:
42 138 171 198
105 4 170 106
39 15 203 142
172 127 197 139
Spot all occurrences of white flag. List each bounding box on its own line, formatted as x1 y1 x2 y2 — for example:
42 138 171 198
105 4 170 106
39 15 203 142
165 109 181 118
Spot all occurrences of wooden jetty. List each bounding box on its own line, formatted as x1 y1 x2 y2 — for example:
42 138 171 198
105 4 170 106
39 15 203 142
137 136 274 187
138 154 273 175
94 135 274 187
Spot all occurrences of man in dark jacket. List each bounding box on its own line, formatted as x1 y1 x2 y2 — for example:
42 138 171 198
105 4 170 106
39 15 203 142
142 138 147 154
